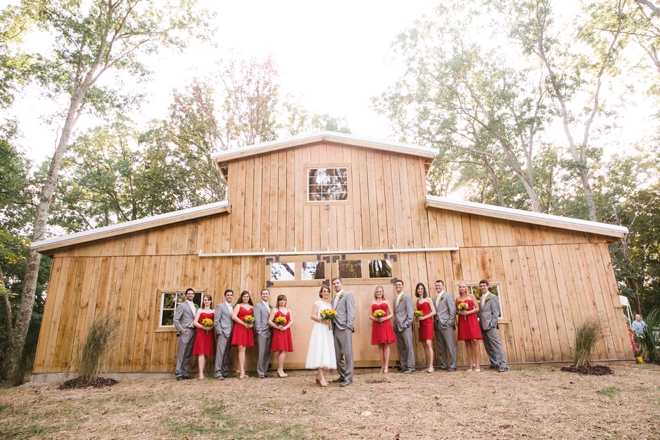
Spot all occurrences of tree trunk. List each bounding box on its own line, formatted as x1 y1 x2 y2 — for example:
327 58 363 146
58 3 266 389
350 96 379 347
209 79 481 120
2 92 85 379
1 267 12 344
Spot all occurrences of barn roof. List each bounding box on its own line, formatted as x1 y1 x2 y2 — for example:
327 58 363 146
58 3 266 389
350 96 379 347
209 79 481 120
425 195 628 239
210 131 438 163
31 201 231 255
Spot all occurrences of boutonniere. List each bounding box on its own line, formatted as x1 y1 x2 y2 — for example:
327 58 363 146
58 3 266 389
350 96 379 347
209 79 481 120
399 297 403 302
485 295 491 302
440 295 445 300
338 293 343 299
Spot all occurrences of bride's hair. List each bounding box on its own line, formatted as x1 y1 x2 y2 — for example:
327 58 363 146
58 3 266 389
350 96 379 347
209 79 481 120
318 286 330 298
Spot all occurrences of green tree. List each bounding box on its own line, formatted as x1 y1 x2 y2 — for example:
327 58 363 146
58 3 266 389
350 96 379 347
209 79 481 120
0 0 212 380
374 2 551 212
493 0 628 221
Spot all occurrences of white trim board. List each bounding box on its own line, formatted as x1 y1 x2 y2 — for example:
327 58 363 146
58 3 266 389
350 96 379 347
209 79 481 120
425 196 628 239
211 131 438 162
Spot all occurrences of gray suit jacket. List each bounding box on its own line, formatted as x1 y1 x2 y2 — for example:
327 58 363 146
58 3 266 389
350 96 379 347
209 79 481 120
333 290 355 331
479 292 500 331
173 300 197 334
394 293 414 332
434 291 456 330
214 301 234 338
254 301 272 336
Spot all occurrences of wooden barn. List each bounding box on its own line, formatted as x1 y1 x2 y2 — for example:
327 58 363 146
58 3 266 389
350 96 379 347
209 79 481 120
30 132 632 382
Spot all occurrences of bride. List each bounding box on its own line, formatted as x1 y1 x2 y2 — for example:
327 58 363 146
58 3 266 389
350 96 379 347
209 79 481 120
305 285 336 387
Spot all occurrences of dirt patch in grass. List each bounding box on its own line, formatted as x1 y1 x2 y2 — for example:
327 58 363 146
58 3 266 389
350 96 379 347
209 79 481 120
559 365 614 375
2 362 659 439
58 377 119 390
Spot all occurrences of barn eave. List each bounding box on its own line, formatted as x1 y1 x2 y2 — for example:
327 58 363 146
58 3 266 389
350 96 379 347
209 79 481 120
425 195 628 240
31 200 232 256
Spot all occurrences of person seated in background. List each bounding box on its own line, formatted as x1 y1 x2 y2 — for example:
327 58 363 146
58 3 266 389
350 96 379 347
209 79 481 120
631 314 646 336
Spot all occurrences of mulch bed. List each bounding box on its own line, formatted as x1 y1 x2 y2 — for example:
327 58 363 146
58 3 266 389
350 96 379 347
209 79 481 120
560 365 614 375
58 377 118 390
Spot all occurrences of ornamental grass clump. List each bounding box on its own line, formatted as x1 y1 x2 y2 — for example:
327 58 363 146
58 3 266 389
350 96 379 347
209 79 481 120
78 315 118 382
638 308 660 363
573 317 601 369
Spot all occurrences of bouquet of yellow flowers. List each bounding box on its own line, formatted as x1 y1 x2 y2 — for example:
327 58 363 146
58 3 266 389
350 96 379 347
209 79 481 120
244 314 255 327
414 310 423 318
457 301 468 320
274 315 287 333
202 317 214 335
373 309 385 326
320 308 337 331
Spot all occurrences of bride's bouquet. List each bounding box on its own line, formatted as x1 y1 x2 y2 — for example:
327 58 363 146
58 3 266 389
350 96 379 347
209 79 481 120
373 309 385 326
320 308 337 331
202 317 214 335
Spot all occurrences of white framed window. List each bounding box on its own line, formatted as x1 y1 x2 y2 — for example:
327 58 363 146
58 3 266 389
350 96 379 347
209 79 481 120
467 283 503 320
308 167 348 201
159 290 202 327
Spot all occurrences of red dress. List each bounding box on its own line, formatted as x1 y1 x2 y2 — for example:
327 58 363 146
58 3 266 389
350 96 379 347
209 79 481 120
270 310 293 352
192 312 216 356
230 306 255 347
417 300 434 342
457 299 482 341
370 302 395 345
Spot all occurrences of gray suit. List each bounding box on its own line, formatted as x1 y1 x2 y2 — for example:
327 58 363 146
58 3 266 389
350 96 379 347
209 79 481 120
433 291 457 370
254 301 272 377
173 300 197 379
479 293 507 370
214 301 234 378
394 293 415 372
332 290 355 383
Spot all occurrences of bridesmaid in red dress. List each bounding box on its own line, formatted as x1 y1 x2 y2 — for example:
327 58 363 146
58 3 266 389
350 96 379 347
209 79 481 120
415 283 437 373
369 286 396 373
268 294 294 378
231 291 254 379
456 281 482 372
192 294 216 379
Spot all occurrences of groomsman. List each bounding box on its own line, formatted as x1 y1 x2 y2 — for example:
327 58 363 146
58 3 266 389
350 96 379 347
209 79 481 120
433 280 457 372
393 280 415 373
331 277 355 387
173 288 197 380
214 289 235 379
254 288 272 378
478 280 508 373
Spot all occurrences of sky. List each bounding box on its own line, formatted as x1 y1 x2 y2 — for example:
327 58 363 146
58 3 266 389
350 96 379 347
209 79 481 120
9 0 442 163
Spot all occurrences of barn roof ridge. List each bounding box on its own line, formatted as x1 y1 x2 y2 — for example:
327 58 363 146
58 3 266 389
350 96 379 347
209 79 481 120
31 200 231 254
210 131 438 162
425 195 628 239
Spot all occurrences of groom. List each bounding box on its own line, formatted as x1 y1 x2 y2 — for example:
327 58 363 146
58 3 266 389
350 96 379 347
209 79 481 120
331 277 355 387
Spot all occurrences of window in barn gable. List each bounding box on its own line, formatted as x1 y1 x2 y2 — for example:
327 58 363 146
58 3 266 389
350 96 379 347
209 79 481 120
308 167 348 201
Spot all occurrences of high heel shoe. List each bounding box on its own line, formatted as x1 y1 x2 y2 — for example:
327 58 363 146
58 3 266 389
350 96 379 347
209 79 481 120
426 368 434 373
315 378 321 385
277 371 288 378
320 378 328 387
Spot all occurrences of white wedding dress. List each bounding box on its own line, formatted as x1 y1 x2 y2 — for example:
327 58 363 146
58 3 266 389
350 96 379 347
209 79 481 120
305 300 337 369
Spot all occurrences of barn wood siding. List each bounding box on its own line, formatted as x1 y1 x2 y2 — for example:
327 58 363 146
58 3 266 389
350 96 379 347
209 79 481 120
33 141 631 374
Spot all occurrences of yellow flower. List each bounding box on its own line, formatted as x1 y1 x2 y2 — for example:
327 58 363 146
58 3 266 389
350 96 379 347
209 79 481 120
339 293 343 299
440 295 444 300
485 295 491 302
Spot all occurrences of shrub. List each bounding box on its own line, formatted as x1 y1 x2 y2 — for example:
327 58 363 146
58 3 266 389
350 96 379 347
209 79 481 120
78 315 118 381
638 308 660 363
573 317 601 369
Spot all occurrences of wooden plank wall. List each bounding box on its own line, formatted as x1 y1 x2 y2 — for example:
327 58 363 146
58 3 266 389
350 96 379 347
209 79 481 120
34 141 632 374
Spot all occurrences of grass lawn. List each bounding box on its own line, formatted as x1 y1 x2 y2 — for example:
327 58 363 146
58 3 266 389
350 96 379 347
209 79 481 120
1 362 658 439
